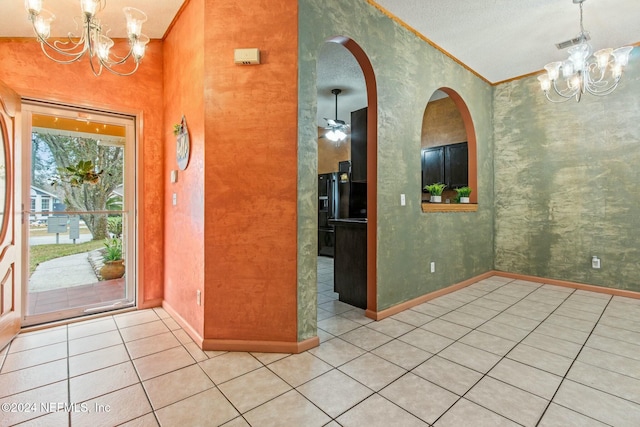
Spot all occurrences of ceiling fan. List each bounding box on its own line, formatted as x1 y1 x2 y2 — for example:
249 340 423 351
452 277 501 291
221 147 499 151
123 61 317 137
323 88 349 143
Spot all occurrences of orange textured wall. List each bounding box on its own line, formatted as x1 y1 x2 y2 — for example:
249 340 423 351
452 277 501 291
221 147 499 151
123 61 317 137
0 38 165 306
162 0 206 337
202 0 299 342
421 97 467 148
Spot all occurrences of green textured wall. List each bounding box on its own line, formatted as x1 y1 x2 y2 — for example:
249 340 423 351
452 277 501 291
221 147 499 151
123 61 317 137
493 50 640 291
297 0 495 340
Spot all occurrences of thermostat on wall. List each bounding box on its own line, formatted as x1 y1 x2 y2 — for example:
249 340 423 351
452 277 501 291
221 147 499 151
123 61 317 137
234 48 260 65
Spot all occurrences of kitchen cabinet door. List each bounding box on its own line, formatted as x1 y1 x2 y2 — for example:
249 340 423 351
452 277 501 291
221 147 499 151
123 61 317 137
351 107 368 182
421 142 468 190
422 146 444 189
445 142 468 188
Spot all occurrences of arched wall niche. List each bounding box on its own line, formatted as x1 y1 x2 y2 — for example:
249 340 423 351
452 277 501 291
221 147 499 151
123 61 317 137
421 87 477 205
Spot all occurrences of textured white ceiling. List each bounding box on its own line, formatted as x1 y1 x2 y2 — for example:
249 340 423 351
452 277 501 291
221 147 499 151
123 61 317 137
317 43 368 128
373 0 640 84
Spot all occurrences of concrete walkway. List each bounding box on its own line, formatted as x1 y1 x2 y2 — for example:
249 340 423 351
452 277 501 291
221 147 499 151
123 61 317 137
29 252 99 292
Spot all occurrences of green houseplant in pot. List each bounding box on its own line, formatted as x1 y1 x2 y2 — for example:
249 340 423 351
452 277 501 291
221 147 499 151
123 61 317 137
455 186 472 203
50 160 104 187
100 237 125 280
424 183 446 203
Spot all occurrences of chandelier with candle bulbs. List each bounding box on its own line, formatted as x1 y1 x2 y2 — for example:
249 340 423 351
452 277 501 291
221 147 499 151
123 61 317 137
25 0 149 77
537 0 633 103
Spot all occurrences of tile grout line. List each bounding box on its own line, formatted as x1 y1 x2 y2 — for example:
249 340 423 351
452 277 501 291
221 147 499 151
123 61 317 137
411 279 547 425
340 278 552 425
533 293 614 427
534 295 640 424
113 312 162 426
213 351 343 425
66 324 71 427
314 278 526 425
428 280 575 426
5 275 639 426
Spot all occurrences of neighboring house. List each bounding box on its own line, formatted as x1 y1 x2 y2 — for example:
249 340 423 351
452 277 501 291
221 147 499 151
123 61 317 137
30 185 62 221
112 184 124 198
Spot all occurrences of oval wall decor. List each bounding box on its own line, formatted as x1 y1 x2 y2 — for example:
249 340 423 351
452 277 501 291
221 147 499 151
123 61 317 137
176 115 190 170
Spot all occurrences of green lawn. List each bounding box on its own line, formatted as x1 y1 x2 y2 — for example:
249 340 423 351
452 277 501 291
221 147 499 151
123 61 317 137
30 240 105 275
29 227 92 237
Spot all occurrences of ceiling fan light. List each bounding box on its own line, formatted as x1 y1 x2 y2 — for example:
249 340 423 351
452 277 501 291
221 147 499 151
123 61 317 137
324 88 348 143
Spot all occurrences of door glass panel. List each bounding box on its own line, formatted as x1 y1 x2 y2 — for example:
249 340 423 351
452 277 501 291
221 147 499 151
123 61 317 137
25 107 135 325
0 119 6 238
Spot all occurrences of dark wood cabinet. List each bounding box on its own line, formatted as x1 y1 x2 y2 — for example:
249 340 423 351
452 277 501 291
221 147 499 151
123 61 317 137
351 107 367 182
331 219 367 309
422 142 468 189
422 146 445 187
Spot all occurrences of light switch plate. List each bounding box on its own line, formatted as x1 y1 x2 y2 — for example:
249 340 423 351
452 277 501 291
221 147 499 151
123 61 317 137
400 194 406 206
172 193 177 206
170 170 178 183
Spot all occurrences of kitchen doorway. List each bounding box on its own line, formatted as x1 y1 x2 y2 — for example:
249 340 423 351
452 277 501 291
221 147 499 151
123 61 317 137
316 36 378 317
22 102 137 326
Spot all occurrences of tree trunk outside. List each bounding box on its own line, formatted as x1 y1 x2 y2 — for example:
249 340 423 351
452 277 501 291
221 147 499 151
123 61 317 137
34 133 123 241
81 213 108 241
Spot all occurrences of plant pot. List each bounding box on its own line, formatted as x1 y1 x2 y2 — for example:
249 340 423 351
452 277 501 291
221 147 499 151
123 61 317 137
432 195 442 203
100 260 125 280
460 197 470 203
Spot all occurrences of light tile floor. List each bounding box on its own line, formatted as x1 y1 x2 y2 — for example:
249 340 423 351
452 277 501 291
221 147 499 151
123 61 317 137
1 257 640 426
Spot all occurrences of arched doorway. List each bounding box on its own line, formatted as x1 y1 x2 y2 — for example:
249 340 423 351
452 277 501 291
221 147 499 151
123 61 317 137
316 36 378 316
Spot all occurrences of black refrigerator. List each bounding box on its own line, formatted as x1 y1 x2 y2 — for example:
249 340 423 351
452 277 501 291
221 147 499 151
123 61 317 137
318 172 338 257
318 161 351 257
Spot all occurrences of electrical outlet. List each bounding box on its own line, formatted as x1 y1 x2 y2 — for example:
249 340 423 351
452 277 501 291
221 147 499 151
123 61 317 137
196 289 202 305
430 262 435 273
591 256 601 269
172 193 177 206
400 194 406 206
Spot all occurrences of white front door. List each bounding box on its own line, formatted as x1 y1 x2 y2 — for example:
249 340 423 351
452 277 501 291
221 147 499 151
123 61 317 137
0 81 21 350
22 101 137 326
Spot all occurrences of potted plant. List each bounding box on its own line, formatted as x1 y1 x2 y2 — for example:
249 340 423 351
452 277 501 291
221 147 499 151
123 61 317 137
424 183 446 203
50 160 104 187
455 186 472 203
100 237 125 280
